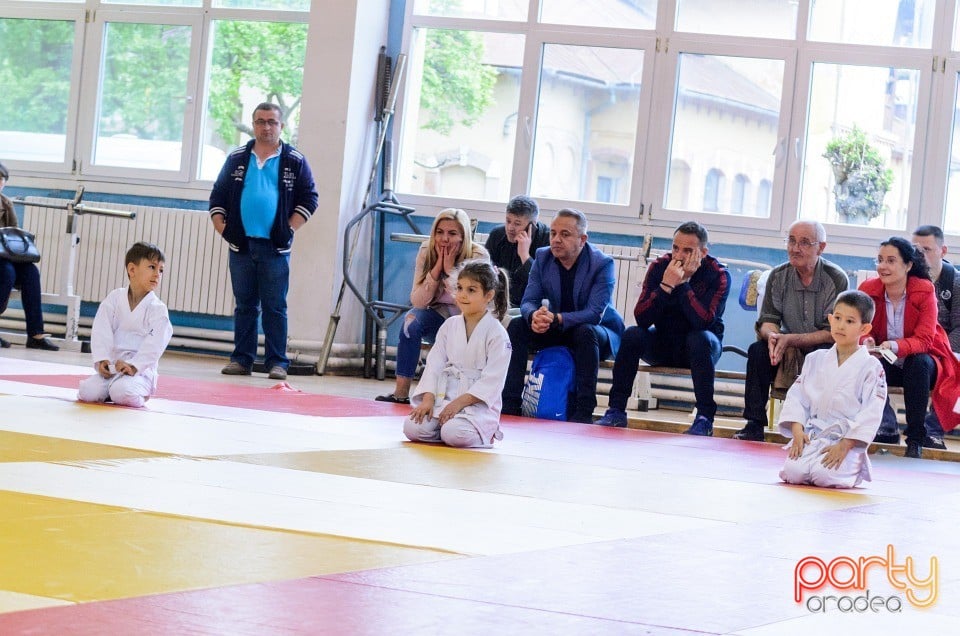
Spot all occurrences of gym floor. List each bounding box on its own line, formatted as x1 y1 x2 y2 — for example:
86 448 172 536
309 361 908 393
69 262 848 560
0 347 958 635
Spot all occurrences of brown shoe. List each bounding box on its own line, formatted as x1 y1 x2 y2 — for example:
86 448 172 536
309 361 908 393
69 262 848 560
268 366 288 380
221 361 252 375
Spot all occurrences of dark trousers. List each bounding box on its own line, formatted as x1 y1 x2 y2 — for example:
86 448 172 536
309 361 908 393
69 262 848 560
502 317 611 423
878 354 937 444
0 259 46 337
742 340 775 427
608 326 721 420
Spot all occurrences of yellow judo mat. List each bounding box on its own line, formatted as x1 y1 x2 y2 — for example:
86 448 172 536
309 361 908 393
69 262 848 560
1 357 959 634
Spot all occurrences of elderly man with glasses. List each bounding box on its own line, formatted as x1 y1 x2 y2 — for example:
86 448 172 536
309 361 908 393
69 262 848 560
733 220 849 441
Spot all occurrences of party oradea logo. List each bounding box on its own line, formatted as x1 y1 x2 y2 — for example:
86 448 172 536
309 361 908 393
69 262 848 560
794 545 938 613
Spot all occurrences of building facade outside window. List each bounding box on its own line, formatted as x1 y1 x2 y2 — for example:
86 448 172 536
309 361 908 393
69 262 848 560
397 0 960 241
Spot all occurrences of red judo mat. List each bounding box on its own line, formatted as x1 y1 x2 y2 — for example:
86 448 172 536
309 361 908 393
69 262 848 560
0 374 410 417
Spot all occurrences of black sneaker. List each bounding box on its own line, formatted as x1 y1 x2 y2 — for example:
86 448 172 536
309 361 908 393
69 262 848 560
0 336 9 348
905 441 923 459
733 422 765 441
922 435 947 450
374 393 410 404
873 431 901 445
25 336 59 351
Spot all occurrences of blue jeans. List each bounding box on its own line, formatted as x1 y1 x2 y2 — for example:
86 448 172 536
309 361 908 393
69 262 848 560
0 258 46 337
228 239 290 370
502 317 612 423
395 307 446 378
608 326 721 420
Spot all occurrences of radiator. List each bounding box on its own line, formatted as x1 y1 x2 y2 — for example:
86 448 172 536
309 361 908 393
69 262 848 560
22 197 233 316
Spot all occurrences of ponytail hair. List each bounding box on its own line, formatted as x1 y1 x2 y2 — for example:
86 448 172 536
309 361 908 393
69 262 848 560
456 259 510 321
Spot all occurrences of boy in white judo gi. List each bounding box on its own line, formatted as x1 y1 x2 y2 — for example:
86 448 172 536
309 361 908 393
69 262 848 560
78 242 173 408
404 260 512 448
779 290 887 488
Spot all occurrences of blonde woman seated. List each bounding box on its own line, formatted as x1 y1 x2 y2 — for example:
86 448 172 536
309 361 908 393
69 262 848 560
376 208 487 404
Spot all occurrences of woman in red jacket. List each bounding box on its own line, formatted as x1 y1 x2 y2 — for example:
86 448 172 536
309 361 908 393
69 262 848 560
859 236 960 459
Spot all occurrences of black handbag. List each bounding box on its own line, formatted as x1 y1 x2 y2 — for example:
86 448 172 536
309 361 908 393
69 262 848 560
0 227 41 263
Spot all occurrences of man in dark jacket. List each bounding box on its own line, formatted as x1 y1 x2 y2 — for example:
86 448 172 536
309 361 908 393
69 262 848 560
484 195 550 307
209 102 318 381
595 221 730 435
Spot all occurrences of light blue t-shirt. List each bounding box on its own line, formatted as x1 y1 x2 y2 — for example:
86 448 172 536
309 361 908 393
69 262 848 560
240 152 280 238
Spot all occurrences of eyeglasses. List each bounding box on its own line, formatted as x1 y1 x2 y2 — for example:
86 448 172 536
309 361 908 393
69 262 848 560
253 119 281 128
784 237 818 249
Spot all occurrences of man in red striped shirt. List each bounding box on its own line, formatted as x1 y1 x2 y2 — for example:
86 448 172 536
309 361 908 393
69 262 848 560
595 222 730 435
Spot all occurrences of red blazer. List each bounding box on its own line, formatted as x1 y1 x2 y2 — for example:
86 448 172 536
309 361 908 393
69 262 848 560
859 276 960 430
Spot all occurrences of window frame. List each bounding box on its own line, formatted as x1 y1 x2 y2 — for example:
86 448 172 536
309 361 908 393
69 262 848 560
643 36 797 234
782 42 936 241
76 9 205 183
0 5 87 175
394 0 960 246
0 1 310 192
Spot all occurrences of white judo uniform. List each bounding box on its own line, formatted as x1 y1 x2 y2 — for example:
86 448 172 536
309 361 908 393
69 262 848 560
77 287 173 408
404 311 511 448
778 345 887 488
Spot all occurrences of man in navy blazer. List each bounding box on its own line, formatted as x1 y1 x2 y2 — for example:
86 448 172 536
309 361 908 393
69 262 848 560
501 208 625 423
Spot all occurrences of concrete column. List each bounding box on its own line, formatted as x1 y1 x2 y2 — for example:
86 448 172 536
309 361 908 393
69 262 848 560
289 0 391 345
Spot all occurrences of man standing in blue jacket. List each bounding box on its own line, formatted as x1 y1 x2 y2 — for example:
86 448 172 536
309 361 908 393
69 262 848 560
209 102 318 381
501 208 625 423
596 221 730 435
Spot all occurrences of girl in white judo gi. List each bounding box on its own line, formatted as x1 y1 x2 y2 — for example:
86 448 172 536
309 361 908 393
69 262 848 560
404 259 512 448
779 290 887 488
78 242 173 408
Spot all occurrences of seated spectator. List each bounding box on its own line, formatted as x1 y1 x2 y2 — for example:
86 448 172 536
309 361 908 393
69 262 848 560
375 208 487 404
859 237 960 459
500 208 624 423
896 225 960 449
734 220 847 441
484 195 550 308
0 161 59 351
595 221 730 435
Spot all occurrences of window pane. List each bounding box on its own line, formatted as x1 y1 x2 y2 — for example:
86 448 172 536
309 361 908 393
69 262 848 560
397 29 524 201
540 0 656 30
800 63 919 230
94 22 192 171
102 0 202 6
0 18 74 163
941 73 960 234
676 0 797 39
530 44 644 205
199 20 308 180
665 54 784 218
956 0 960 50
412 0 527 21
809 0 934 48
214 0 310 10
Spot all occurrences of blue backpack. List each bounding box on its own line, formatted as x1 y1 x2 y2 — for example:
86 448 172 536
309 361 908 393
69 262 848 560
521 346 576 420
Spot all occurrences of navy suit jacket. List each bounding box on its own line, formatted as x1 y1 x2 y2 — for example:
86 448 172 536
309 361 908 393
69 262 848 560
520 243 625 356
